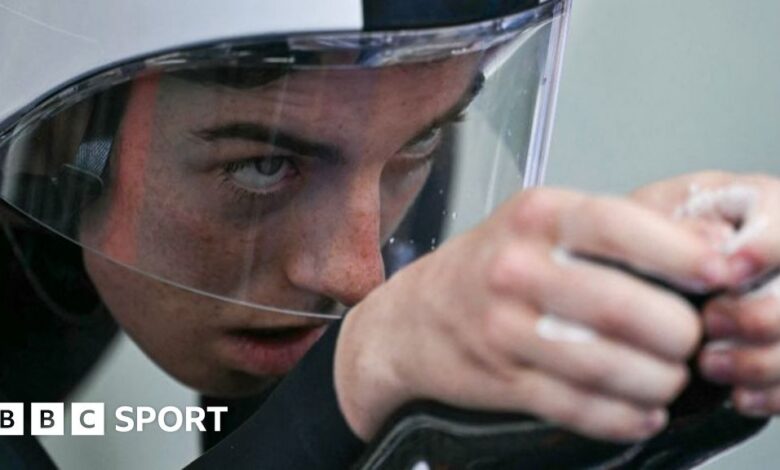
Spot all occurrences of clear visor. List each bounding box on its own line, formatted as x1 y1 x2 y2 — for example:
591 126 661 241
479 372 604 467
0 2 567 319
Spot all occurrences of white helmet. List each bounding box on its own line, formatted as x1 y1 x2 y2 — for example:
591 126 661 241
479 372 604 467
0 0 571 318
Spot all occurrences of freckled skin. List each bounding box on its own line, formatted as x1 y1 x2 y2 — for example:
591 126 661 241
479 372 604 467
81 57 480 396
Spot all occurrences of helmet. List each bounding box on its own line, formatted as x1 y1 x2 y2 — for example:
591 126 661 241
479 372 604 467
0 0 572 322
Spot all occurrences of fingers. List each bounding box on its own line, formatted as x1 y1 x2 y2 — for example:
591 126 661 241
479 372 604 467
488 241 702 361
700 341 780 387
703 281 780 343
700 284 780 387
633 172 780 285
557 195 734 288
677 218 736 251
513 372 668 443
629 171 734 215
699 272 780 419
460 365 668 442
484 243 694 411
483 303 689 409
506 187 748 289
733 386 780 417
722 178 780 279
690 175 780 283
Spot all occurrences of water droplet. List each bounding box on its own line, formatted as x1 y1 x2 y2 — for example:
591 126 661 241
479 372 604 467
389 237 396 245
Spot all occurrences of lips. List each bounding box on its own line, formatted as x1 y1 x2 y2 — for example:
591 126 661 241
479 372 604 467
219 324 328 376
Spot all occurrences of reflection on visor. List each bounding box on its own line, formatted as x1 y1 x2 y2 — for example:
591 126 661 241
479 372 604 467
0 6 565 318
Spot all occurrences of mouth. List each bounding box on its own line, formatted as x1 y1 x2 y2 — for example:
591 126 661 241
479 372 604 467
219 324 328 376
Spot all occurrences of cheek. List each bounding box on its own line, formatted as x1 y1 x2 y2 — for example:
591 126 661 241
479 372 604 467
83 250 188 336
83 251 215 366
135 204 296 304
379 164 433 239
82 251 267 396
95 150 286 299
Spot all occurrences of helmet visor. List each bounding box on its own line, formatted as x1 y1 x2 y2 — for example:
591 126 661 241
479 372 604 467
0 1 568 319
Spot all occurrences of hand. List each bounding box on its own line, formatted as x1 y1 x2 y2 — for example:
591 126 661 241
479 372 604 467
334 187 734 443
633 171 780 417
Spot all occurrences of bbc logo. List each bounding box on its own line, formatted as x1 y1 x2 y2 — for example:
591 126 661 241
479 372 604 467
0 403 104 436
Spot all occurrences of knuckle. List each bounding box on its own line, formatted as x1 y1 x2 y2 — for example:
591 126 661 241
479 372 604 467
487 247 522 292
513 189 556 226
574 356 615 391
486 244 536 294
588 296 631 337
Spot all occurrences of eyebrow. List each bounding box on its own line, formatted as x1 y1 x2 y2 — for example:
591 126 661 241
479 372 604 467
192 73 484 164
194 122 344 165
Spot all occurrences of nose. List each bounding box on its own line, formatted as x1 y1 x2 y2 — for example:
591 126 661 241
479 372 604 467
285 180 386 308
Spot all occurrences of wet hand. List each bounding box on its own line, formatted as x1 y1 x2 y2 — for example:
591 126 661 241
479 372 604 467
334 187 734 443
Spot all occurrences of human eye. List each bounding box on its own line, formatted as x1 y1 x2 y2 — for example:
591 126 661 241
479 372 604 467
400 127 443 160
221 155 299 195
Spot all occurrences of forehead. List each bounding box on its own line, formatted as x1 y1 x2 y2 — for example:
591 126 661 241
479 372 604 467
167 55 479 101
152 56 481 140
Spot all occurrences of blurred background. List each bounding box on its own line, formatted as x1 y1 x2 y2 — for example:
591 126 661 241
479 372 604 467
41 0 780 468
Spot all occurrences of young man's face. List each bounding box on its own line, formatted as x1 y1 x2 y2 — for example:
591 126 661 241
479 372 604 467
80 57 480 396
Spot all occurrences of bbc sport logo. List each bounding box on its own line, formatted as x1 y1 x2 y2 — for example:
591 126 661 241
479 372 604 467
0 403 228 436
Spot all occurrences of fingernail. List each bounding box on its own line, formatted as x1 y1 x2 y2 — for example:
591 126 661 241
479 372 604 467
701 257 730 285
643 409 667 433
730 256 760 283
702 350 734 383
705 313 738 337
737 390 767 414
